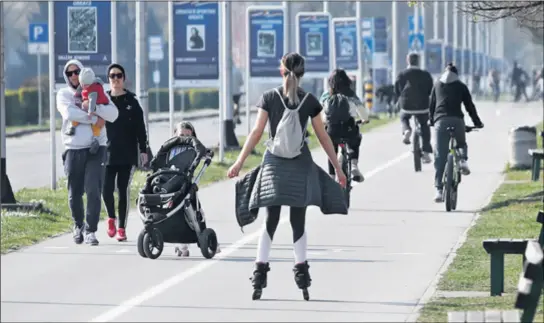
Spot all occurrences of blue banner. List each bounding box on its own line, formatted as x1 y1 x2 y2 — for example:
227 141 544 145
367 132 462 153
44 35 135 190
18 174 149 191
408 15 424 52
333 18 359 72
455 48 462 74
463 49 471 75
445 45 453 65
296 13 331 78
426 41 442 75
373 17 387 53
54 1 111 85
173 2 219 87
248 7 285 80
361 18 373 65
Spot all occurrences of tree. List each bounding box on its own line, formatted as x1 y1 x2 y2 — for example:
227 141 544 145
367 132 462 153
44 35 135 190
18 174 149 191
457 1 544 29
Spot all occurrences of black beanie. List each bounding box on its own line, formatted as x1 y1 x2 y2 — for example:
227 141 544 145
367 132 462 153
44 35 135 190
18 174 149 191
107 63 126 80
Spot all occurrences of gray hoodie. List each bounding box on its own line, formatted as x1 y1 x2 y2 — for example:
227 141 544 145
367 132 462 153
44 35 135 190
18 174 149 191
56 59 119 150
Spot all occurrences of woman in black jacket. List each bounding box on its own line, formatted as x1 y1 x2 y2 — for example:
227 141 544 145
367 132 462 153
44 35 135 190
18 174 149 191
103 63 148 241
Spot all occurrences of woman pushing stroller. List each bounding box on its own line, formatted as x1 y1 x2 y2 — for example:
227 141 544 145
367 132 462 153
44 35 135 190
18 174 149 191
137 121 220 259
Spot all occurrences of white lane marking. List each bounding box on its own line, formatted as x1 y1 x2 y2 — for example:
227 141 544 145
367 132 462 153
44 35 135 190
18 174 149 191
44 246 69 249
89 152 411 322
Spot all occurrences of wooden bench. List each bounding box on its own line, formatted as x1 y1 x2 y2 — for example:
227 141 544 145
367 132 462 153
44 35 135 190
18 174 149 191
529 148 543 181
449 240 543 323
482 210 544 296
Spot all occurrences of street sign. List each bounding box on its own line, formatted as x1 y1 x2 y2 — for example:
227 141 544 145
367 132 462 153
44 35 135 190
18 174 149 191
28 23 49 55
247 6 286 82
148 36 164 62
295 12 331 78
361 18 373 64
173 1 220 87
332 18 359 73
408 15 425 52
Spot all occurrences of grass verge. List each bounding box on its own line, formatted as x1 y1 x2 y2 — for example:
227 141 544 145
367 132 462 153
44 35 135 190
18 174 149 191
417 122 544 322
1 114 396 254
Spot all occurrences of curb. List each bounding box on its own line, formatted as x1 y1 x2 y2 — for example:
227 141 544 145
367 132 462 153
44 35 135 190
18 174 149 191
6 109 259 139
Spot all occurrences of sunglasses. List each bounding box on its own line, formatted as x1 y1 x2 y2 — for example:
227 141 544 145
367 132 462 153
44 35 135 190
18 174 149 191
65 69 80 77
109 73 124 79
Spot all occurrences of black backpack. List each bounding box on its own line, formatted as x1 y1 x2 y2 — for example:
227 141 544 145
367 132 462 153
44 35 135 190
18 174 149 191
325 94 352 125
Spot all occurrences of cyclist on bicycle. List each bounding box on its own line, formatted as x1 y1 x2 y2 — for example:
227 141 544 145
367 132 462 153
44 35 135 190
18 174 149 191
394 52 434 164
319 69 369 183
429 63 484 202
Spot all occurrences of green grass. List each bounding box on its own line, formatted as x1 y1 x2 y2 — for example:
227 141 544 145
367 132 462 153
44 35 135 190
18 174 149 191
417 122 544 322
1 114 396 254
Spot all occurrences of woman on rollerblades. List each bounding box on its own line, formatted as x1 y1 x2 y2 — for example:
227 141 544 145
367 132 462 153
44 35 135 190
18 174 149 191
227 52 348 301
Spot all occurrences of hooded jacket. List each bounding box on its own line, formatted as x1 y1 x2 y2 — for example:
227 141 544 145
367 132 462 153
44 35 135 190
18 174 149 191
56 59 119 149
429 70 482 126
394 66 434 114
105 89 148 166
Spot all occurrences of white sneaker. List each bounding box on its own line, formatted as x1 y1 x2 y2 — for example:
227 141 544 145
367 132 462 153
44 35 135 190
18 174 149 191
459 160 471 175
402 130 412 144
434 189 444 203
350 160 365 182
421 152 432 164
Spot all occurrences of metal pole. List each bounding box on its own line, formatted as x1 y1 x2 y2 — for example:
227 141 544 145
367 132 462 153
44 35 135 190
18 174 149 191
48 1 56 190
462 12 468 83
168 1 174 135
155 61 159 113
111 0 117 63
218 2 229 162
467 16 473 85
0 0 5 207
37 53 43 125
355 2 363 101
391 1 399 86
433 1 439 39
135 1 149 139
420 3 426 70
283 1 292 52
443 1 449 66
453 1 458 63
323 1 329 92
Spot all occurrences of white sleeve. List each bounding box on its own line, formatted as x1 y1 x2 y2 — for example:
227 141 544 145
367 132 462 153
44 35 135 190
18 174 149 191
94 93 119 123
56 90 96 124
348 97 370 120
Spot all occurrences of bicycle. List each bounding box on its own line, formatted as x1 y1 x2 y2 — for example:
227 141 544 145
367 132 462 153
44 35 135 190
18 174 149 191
337 120 364 208
411 117 423 172
442 125 479 212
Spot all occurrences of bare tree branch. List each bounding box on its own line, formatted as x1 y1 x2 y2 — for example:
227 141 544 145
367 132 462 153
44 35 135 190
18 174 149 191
456 1 544 29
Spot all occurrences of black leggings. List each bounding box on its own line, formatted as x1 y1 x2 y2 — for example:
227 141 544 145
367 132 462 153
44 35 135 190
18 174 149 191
256 206 307 264
102 165 135 229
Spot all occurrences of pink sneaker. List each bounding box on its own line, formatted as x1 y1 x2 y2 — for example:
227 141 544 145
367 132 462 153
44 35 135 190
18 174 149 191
107 218 116 238
116 228 127 242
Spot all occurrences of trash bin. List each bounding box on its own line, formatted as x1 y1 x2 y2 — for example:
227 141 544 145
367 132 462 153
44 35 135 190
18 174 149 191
508 126 537 169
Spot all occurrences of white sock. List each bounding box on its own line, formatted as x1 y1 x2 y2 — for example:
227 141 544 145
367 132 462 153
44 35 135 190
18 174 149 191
256 228 272 263
293 231 308 264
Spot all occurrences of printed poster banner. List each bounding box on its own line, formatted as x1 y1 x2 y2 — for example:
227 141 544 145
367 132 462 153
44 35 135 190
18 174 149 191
173 1 220 87
54 1 112 86
332 18 359 73
425 40 443 75
247 6 285 81
296 12 331 78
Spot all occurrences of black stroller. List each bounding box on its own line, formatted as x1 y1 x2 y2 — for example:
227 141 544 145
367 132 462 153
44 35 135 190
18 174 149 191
136 136 218 260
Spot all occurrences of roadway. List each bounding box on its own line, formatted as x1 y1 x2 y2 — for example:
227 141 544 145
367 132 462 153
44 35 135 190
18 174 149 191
1 100 542 322
5 112 253 192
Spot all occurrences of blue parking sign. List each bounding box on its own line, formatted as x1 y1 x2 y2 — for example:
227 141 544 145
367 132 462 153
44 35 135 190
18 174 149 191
296 12 331 78
247 6 285 81
332 18 359 73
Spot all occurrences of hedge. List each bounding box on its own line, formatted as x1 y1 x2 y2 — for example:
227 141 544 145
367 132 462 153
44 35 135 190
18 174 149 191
5 87 219 126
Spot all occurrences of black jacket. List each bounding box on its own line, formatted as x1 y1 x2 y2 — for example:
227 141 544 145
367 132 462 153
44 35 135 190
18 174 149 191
105 90 148 166
150 135 207 171
429 71 483 126
394 66 434 114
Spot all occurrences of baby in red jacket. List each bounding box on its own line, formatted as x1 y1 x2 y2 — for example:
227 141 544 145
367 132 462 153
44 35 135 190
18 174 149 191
66 67 109 153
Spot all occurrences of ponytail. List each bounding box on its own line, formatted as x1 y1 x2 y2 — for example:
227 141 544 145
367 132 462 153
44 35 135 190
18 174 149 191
283 71 300 106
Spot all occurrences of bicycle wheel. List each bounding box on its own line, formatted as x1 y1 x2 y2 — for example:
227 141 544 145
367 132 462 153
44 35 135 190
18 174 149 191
444 154 455 212
338 152 351 208
451 171 460 210
413 131 422 172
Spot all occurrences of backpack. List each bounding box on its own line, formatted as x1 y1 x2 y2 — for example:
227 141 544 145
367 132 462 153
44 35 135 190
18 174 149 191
325 93 352 125
264 89 310 159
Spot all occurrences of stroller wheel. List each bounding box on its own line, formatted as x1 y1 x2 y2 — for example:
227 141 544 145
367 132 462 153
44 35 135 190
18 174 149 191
142 228 164 259
137 230 147 258
198 228 218 259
